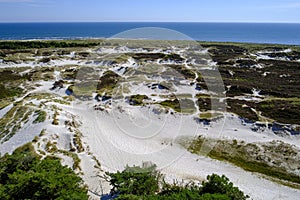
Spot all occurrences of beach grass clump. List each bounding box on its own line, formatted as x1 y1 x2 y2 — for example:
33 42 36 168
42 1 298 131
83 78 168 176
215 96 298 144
208 149 300 188
126 94 149 106
0 105 33 143
96 70 121 95
182 137 300 188
0 100 10 110
0 70 27 99
52 98 71 105
61 67 78 79
0 84 23 100
166 64 196 80
159 99 181 112
159 98 196 114
52 111 59 126
58 149 81 170
197 95 212 112
33 110 47 124
199 112 223 121
2 52 34 63
26 67 55 81
72 81 97 98
73 130 84 153
45 141 59 153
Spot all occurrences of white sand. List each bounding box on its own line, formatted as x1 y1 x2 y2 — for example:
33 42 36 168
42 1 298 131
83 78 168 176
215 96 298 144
69 101 300 200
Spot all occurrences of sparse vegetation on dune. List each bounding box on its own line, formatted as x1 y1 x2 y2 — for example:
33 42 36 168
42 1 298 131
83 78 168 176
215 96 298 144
33 109 47 124
97 70 121 94
159 98 196 114
180 136 300 188
126 94 149 106
0 104 34 143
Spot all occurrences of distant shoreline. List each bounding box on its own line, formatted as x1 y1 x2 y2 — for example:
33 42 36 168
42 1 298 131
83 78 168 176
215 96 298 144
0 22 299 45
0 38 300 47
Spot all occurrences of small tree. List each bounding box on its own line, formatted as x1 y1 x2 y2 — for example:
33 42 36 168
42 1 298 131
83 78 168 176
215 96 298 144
201 174 249 200
106 163 161 196
106 164 250 200
0 143 88 200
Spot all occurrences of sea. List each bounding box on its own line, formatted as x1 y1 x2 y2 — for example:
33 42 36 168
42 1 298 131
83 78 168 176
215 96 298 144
0 22 300 45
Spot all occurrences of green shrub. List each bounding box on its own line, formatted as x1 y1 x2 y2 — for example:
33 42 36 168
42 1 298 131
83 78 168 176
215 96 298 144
201 174 249 200
0 143 88 200
106 163 249 200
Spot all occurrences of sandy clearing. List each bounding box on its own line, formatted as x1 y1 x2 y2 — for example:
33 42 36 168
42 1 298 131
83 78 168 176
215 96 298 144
70 101 300 199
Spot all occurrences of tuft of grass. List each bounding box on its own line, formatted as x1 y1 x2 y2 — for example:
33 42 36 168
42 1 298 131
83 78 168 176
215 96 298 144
45 141 58 153
159 98 197 114
0 105 33 143
199 112 223 121
52 111 59 126
73 130 84 153
96 70 121 95
33 110 47 124
58 150 81 170
126 94 149 106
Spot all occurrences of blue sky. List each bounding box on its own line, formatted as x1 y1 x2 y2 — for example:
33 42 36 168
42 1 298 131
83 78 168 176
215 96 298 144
0 0 300 23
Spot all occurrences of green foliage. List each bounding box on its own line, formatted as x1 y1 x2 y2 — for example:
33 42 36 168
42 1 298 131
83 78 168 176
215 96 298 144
126 94 149 106
209 149 300 186
167 64 196 80
106 164 161 196
159 99 181 112
186 137 300 188
0 41 99 50
159 98 196 114
33 110 47 124
0 84 23 100
201 174 249 200
106 163 249 200
0 143 88 200
97 70 121 94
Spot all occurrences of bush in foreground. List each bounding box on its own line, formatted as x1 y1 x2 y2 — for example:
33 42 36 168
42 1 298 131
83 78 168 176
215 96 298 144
0 143 88 200
106 163 249 200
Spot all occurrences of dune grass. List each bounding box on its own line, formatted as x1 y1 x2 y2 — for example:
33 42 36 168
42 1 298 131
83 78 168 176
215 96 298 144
180 136 300 189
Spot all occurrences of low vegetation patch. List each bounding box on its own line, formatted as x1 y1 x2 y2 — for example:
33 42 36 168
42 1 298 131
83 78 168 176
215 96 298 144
106 163 249 200
183 136 300 188
0 105 33 143
0 40 99 50
166 64 196 80
0 143 88 200
97 70 121 94
159 98 196 114
199 112 223 121
257 100 300 124
33 110 47 124
126 94 149 106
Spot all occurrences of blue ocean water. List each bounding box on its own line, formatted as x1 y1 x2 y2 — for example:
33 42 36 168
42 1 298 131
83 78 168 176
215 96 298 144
0 22 300 45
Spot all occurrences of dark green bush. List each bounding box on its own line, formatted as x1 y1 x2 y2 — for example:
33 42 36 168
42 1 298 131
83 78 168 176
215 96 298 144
0 143 88 200
106 163 249 200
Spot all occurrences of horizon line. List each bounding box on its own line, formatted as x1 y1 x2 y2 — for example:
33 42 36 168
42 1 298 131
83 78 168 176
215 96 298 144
1 21 300 24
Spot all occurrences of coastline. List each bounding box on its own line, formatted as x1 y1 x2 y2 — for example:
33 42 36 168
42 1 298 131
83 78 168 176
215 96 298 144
1 22 300 45
1 38 300 47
